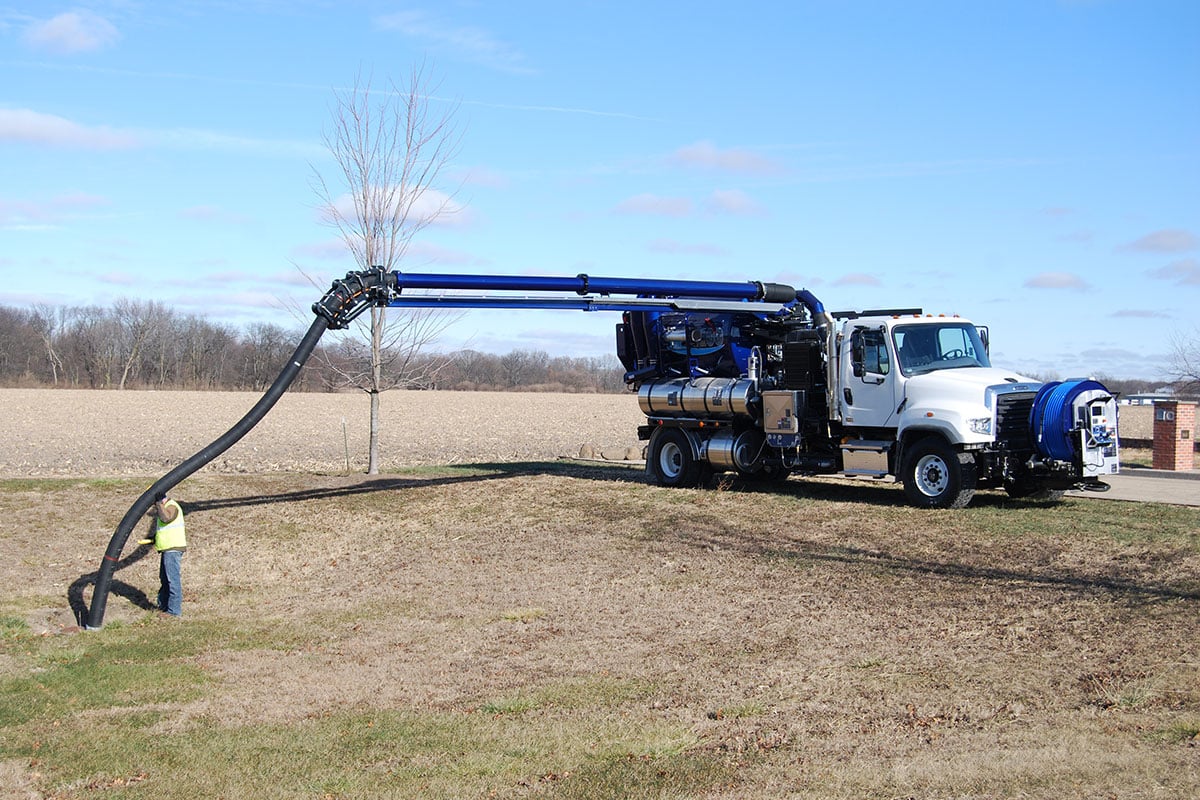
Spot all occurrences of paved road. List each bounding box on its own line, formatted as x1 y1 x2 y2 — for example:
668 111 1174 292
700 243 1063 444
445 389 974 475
1066 466 1200 506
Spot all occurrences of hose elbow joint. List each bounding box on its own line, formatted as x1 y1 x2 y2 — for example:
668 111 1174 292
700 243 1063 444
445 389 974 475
312 267 397 329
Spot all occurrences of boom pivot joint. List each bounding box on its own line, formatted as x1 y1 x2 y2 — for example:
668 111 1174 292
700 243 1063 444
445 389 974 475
312 267 397 329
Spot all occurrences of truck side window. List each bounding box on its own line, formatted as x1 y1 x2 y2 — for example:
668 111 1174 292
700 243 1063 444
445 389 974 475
852 328 890 378
863 329 889 375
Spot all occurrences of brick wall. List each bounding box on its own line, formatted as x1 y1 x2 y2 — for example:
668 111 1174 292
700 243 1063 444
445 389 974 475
1153 401 1197 470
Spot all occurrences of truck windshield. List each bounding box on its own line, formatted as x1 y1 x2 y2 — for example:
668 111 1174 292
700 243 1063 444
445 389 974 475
893 322 990 376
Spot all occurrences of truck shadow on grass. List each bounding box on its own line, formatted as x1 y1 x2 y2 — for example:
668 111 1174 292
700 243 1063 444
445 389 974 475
67 462 615 623
678 529 1200 604
68 460 1195 623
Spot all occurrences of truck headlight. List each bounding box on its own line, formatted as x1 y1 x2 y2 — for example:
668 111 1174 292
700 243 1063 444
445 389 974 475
968 417 992 435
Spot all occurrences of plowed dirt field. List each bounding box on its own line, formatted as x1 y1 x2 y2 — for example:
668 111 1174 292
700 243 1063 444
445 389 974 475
0 388 646 477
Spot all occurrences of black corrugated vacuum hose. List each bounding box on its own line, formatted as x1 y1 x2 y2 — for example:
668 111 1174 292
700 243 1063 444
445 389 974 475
85 267 395 628
84 315 329 629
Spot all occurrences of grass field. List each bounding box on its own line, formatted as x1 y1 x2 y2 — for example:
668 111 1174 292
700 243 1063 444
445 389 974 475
1 462 1198 799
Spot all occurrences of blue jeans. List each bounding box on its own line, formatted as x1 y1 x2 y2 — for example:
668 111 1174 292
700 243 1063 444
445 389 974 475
158 549 184 616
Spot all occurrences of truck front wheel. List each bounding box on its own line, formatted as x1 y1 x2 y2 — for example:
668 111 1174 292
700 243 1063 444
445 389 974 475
648 428 706 488
901 437 977 509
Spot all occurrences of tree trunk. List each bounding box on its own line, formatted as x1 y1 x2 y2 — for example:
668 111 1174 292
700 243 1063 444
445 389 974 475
368 389 380 474
367 306 383 475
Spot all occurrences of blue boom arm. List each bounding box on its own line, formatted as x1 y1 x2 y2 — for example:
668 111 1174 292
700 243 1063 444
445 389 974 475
311 268 803 327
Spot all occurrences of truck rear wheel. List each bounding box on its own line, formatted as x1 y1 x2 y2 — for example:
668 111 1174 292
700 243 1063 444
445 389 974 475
901 437 976 509
648 428 706 488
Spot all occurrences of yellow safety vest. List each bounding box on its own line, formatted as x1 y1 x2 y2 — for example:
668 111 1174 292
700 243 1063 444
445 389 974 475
155 500 187 552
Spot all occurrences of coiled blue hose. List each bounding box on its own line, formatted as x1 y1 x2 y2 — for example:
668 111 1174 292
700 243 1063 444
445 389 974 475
1029 379 1108 461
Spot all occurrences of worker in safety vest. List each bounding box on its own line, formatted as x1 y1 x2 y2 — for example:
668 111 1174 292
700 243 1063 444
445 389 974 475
139 494 187 616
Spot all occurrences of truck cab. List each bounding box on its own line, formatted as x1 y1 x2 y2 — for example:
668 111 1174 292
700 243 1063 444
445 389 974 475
834 313 1119 507
840 314 998 434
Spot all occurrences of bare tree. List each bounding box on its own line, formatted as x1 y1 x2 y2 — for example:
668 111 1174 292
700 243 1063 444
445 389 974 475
320 309 458 391
0 306 41 382
113 299 169 390
239 322 295 391
60 306 121 388
311 66 462 474
499 349 548 388
447 348 500 390
1169 328 1200 395
31 304 67 385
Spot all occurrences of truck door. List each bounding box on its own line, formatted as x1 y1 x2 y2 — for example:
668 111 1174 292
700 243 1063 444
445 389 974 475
841 326 899 429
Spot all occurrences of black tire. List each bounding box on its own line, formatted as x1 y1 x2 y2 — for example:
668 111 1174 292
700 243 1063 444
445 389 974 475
901 437 976 509
647 428 706 488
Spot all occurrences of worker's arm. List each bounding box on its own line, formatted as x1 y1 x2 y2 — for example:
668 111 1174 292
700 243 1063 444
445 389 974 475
139 501 170 545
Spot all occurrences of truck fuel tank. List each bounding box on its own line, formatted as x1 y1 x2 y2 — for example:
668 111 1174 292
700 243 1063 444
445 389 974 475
638 377 756 418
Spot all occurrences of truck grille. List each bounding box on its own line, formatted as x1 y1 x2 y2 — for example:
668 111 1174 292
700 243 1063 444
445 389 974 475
996 392 1035 451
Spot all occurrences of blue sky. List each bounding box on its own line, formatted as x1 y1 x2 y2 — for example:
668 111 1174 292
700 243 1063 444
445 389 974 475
1 0 1197 380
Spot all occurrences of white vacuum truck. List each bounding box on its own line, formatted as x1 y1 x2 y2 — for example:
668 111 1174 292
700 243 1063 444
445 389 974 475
617 289 1119 508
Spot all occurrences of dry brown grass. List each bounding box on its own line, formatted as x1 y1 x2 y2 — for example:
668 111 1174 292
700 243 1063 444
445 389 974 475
1 389 1198 798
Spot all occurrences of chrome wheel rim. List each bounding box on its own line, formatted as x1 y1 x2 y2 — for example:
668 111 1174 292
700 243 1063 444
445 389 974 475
914 454 950 497
658 440 684 479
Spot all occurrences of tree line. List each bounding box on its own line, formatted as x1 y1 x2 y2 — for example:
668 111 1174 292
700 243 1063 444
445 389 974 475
3 300 1178 397
0 302 626 394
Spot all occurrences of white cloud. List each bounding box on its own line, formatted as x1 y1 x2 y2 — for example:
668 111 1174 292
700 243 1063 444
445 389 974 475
1023 272 1090 290
374 11 532 74
614 189 763 217
0 192 109 227
613 193 692 217
0 107 322 156
0 108 139 149
24 11 119 54
705 189 765 216
834 273 882 287
1149 258 1200 286
1111 309 1172 319
1057 230 1095 244
669 140 783 174
1117 228 1198 254
97 271 136 286
1076 346 1164 365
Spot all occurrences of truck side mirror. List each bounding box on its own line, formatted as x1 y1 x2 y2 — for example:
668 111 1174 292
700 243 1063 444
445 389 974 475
850 332 865 377
978 325 989 355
